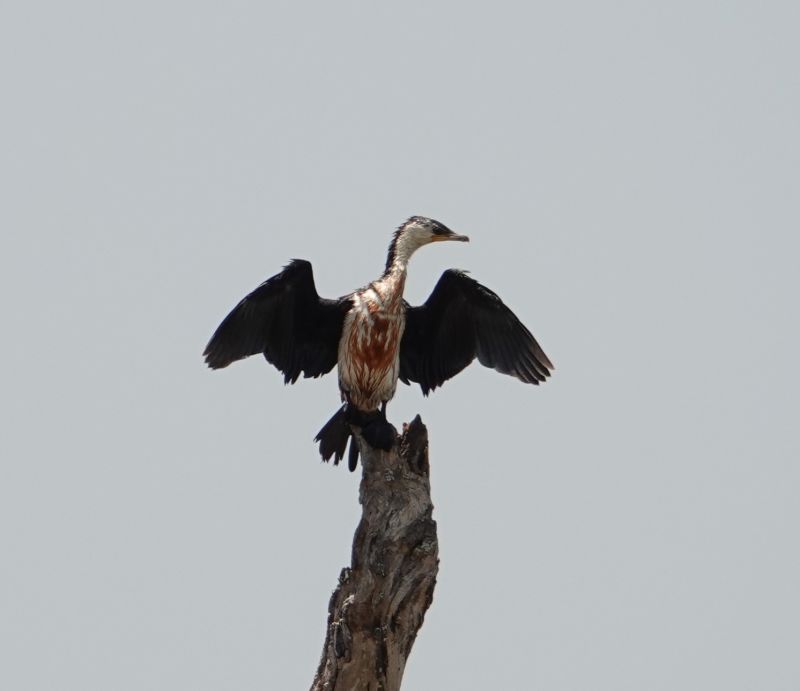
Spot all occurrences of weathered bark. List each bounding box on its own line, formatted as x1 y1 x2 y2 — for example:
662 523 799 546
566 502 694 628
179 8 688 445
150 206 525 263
310 415 439 691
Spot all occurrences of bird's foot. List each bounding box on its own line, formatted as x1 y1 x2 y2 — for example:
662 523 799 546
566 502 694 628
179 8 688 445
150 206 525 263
360 416 397 451
343 403 381 427
343 405 396 451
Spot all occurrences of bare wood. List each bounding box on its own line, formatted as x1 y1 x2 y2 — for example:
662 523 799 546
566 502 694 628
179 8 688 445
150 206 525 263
310 415 439 691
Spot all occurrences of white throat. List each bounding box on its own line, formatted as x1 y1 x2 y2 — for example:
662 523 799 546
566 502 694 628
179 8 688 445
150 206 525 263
388 231 428 272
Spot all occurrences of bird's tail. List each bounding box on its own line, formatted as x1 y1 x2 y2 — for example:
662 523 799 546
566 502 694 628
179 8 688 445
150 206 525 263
314 404 397 472
314 405 360 471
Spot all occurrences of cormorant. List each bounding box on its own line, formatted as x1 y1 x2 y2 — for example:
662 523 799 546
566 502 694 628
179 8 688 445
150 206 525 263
204 216 553 470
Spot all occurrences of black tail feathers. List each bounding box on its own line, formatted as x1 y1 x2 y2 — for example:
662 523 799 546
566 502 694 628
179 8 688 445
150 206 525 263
314 405 352 467
314 404 398 471
347 436 360 472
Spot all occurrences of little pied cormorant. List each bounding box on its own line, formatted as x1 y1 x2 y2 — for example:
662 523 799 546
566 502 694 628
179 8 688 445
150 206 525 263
204 216 553 470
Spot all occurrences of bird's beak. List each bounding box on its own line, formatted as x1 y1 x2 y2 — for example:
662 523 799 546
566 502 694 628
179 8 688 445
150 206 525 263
435 232 470 243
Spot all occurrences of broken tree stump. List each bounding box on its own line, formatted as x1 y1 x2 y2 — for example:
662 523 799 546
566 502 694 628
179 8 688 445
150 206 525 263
310 415 439 691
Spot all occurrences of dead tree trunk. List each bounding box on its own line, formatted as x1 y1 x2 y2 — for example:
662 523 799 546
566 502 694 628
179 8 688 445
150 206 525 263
310 415 439 691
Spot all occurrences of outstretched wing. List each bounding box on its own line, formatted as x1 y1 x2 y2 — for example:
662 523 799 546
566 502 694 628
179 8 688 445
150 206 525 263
400 269 553 395
203 259 350 383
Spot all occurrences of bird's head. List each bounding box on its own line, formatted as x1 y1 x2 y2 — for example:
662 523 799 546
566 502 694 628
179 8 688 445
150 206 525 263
386 216 469 271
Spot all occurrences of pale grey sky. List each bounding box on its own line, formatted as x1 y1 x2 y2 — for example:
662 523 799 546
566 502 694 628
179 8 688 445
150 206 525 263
1 2 798 690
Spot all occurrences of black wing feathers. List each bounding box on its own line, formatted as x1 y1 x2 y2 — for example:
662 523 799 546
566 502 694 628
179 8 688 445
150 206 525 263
400 269 553 394
203 259 349 383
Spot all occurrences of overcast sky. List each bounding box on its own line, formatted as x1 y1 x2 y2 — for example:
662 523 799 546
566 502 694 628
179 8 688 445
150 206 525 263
2 1 798 689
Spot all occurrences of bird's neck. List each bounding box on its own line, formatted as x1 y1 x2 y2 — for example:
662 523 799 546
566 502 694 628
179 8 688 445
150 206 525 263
375 261 408 302
386 255 410 277
384 231 426 276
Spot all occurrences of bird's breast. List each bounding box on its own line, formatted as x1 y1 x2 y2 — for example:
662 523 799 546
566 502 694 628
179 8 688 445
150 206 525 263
338 287 406 411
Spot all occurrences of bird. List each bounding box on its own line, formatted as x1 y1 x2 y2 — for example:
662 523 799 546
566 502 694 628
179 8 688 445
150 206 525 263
203 216 553 471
